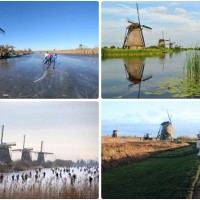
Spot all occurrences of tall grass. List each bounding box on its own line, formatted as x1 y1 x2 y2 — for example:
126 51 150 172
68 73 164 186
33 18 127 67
0 178 98 199
184 49 200 80
102 137 188 171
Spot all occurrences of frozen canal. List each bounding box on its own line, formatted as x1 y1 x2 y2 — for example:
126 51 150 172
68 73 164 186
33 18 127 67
0 53 99 98
0 166 99 198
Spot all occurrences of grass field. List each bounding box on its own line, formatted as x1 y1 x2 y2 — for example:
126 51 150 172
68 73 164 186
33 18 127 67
102 137 189 170
101 48 174 58
102 144 200 199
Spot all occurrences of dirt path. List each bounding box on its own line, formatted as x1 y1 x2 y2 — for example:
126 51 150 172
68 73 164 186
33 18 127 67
193 176 200 198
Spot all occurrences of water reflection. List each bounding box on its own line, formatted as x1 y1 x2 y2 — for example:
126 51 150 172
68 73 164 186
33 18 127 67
123 58 152 98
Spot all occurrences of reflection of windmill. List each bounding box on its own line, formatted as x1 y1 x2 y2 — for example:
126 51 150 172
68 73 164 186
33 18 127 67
158 31 169 48
13 135 33 163
123 3 152 49
124 58 152 98
0 125 16 165
157 111 175 140
33 141 53 165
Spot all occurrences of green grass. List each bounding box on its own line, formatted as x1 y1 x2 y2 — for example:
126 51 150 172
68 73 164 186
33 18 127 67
102 48 173 58
102 152 200 199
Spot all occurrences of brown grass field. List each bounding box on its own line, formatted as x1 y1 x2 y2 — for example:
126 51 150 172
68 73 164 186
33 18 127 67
37 48 98 55
102 137 189 170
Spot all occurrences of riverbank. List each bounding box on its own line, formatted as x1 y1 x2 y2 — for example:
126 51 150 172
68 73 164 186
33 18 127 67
101 48 184 58
37 48 99 55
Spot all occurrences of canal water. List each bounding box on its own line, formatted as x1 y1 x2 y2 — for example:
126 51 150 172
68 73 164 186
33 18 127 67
0 53 98 99
102 51 192 99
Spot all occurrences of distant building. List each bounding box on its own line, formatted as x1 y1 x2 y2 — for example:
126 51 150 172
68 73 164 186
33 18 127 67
112 130 118 137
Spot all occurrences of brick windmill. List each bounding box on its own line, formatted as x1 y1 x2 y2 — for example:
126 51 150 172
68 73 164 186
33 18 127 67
158 31 169 48
13 135 33 163
157 111 175 140
0 125 16 165
33 141 53 165
123 3 152 49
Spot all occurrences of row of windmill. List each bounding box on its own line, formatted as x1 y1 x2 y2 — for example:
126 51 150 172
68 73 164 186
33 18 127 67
122 3 177 50
0 125 53 166
112 111 175 140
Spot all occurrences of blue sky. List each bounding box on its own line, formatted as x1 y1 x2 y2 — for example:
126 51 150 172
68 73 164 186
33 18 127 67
102 1 200 48
0 1 98 50
102 101 200 138
0 101 99 161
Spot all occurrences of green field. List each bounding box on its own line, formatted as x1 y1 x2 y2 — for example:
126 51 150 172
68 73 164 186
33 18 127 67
102 147 200 199
101 48 175 58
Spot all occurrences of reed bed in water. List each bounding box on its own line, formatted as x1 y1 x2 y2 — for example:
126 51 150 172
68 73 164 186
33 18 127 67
184 49 200 79
0 178 99 199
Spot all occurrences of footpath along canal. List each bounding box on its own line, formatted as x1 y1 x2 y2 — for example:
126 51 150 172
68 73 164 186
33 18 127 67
0 53 98 99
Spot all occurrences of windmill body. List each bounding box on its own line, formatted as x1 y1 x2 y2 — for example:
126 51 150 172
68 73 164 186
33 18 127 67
158 39 165 48
160 121 173 140
112 130 118 137
0 125 16 165
33 141 53 165
123 4 152 49
123 23 144 49
13 135 33 163
157 111 175 140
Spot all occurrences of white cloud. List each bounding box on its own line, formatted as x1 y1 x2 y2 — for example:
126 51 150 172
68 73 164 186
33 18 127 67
174 8 187 15
102 3 200 47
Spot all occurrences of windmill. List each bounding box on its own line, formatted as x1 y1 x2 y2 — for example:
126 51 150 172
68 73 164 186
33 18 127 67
33 141 53 165
168 38 175 49
112 130 118 137
158 31 169 48
122 3 152 49
0 125 16 165
157 111 175 140
12 135 33 163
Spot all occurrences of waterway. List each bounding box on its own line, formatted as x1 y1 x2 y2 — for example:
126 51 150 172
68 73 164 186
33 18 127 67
102 51 195 98
0 53 98 98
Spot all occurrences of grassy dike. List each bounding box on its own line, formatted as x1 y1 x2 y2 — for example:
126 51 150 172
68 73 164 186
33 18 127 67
102 146 200 199
102 48 174 58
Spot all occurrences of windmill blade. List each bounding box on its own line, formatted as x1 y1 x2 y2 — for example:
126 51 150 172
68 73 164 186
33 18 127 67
136 3 141 25
127 17 135 24
157 125 161 138
141 25 152 30
12 149 22 152
24 147 33 150
1 125 4 144
136 4 145 47
43 152 53 155
0 27 5 34
167 110 172 123
123 28 128 48
140 28 145 48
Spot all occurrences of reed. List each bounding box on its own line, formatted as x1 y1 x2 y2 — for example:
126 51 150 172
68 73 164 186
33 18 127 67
102 137 188 171
0 178 98 199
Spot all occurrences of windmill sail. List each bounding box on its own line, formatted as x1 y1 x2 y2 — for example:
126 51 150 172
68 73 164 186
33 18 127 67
0 27 5 34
